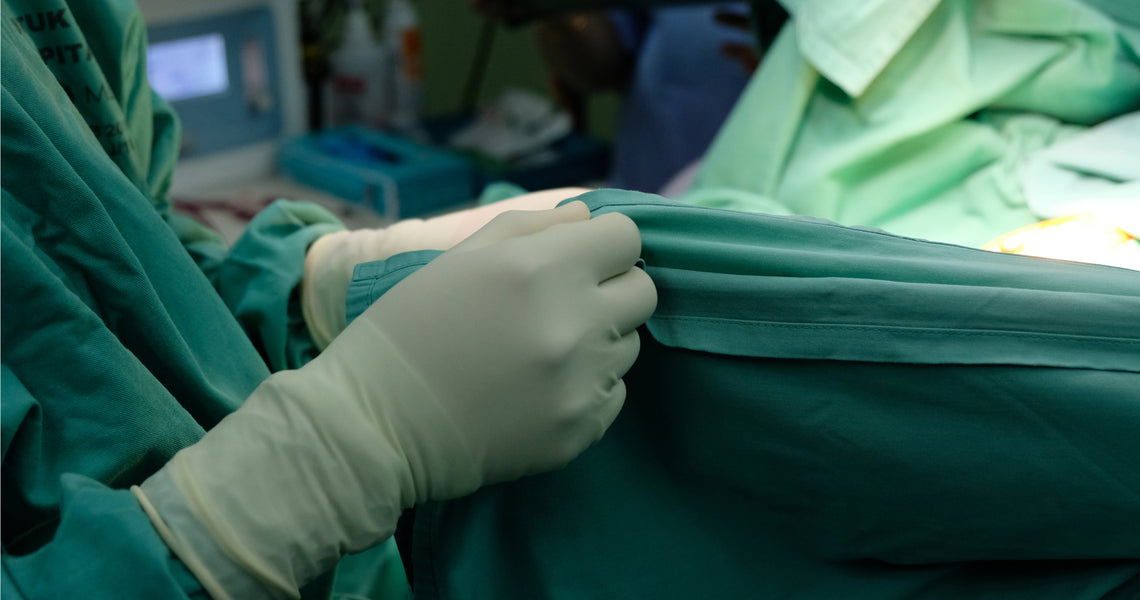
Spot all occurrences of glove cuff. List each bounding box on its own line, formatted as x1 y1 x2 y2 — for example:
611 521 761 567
137 364 415 597
302 230 359 350
134 472 281 600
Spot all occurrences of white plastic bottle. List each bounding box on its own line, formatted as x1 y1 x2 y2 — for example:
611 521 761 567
384 0 424 135
325 0 390 128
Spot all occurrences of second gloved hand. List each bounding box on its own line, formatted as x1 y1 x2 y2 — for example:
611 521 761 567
302 187 589 348
135 201 657 599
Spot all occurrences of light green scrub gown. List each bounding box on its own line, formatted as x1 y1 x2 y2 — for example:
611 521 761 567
346 191 1140 599
687 0 1140 247
520 0 1139 246
1 1 406 597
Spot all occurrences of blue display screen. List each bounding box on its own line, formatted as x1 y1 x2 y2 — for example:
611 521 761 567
145 6 282 158
147 33 229 101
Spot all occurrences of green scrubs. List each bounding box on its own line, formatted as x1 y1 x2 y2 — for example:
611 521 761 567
688 0 1140 248
512 0 1140 247
0 0 400 597
345 191 1140 599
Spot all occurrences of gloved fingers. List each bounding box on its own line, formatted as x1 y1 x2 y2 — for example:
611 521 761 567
579 330 639 446
597 266 658 335
608 328 642 380
453 201 590 253
559 212 643 282
575 329 638 451
591 369 630 446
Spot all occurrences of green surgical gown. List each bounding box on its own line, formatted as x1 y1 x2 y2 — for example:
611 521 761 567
511 0 1140 247
0 0 407 597
345 191 1140 599
687 0 1140 247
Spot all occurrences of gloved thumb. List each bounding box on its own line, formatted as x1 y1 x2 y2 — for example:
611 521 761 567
451 200 591 254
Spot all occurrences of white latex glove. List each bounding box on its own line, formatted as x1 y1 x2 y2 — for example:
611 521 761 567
133 201 656 600
303 187 589 348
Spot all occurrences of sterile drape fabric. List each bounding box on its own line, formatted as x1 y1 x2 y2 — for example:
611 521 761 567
347 190 1140 600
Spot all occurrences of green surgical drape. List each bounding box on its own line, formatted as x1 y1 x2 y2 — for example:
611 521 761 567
345 190 1140 600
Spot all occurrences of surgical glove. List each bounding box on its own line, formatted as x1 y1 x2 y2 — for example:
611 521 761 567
134 201 657 600
302 187 588 348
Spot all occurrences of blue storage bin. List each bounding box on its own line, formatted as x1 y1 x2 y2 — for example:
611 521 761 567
278 126 478 219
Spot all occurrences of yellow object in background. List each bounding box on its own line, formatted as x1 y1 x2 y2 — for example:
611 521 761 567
983 215 1140 270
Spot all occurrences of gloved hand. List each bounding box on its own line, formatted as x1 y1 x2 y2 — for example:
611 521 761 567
302 187 587 348
133 201 656 600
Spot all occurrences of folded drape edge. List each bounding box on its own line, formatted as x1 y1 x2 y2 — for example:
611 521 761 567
647 315 1140 372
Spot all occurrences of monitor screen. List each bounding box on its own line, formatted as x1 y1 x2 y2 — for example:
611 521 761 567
147 33 229 101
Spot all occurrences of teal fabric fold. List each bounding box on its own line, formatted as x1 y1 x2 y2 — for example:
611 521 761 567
346 189 1140 599
346 250 444 324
